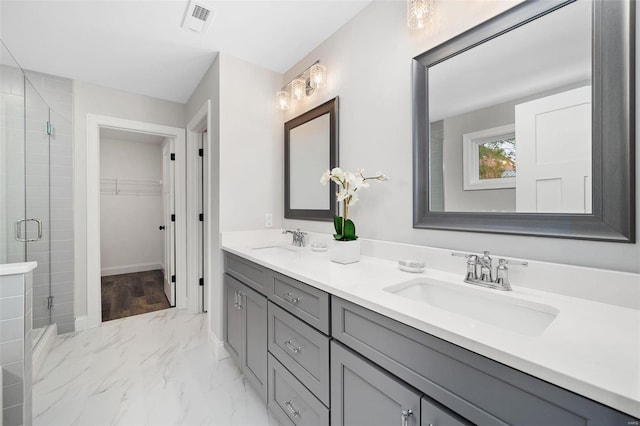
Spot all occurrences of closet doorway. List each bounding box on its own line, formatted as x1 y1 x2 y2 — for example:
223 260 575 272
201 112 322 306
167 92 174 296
99 128 175 321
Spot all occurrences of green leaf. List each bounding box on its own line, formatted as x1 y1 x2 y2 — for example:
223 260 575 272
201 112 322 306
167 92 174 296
333 233 343 240
333 215 343 235
343 219 356 240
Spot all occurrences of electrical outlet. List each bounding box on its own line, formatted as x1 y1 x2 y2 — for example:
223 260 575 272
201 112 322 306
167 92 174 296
264 213 273 228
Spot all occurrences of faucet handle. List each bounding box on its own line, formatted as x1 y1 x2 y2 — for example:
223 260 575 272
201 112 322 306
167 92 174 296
501 259 528 267
451 251 475 259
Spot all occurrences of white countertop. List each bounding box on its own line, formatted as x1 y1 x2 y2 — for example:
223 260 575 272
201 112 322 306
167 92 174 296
222 240 640 418
0 261 37 276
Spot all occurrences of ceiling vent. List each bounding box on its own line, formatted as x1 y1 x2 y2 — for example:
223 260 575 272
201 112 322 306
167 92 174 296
182 1 215 34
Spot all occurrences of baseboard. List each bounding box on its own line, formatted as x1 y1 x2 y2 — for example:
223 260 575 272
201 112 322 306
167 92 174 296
33 323 57 378
208 329 229 361
75 315 89 331
101 263 163 277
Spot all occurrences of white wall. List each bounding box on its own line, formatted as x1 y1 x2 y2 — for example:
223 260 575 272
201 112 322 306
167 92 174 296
281 1 640 274
186 52 283 342
73 80 186 317
99 137 163 275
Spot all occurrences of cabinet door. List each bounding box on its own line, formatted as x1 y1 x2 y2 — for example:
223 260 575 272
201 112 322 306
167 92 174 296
241 283 268 402
422 396 472 426
331 341 421 426
223 273 242 365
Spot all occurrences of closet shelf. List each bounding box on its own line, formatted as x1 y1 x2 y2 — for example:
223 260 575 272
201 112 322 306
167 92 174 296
100 177 162 196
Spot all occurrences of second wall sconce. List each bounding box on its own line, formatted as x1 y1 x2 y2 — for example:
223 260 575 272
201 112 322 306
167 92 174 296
276 61 327 110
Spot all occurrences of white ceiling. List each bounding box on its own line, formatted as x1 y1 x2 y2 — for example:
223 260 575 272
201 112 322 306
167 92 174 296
0 0 371 103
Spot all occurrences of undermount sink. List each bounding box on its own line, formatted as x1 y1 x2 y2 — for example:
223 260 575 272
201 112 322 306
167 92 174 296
384 278 559 336
251 245 301 254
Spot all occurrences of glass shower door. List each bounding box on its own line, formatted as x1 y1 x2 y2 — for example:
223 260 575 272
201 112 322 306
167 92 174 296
24 77 52 342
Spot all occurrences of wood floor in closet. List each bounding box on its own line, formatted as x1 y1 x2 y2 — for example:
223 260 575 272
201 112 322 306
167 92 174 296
101 270 171 322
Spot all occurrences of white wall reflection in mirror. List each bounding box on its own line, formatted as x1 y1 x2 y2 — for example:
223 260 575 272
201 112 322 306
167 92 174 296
428 0 592 214
289 113 331 210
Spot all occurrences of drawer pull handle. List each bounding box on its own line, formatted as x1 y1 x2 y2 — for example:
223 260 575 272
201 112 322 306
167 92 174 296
233 291 239 308
283 292 300 304
401 409 413 426
284 340 301 354
284 400 301 418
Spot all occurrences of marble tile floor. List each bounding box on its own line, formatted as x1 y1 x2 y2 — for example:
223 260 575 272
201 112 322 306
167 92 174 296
33 308 280 426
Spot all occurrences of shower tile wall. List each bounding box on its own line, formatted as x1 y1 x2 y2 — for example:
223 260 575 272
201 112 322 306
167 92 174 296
0 64 26 265
24 71 74 334
0 272 33 426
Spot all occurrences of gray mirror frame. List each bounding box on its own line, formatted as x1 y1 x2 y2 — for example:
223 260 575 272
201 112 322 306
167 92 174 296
413 0 635 242
285 97 339 221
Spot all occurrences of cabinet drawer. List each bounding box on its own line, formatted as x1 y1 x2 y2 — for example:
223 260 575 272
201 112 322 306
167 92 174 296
270 272 329 334
225 252 269 296
268 301 330 406
332 296 633 426
268 353 330 426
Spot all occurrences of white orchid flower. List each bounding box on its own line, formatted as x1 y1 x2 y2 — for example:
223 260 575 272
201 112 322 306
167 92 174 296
347 191 359 206
320 169 331 185
336 190 350 203
330 167 344 180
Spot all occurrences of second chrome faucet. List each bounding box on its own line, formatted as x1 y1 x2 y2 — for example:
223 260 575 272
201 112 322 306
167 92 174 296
283 228 307 247
452 251 527 291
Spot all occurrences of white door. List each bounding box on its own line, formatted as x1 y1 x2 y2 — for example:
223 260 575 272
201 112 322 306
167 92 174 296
515 86 592 213
162 141 176 306
198 131 206 312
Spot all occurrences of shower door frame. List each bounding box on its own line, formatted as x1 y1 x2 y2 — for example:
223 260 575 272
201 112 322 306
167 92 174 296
84 114 187 330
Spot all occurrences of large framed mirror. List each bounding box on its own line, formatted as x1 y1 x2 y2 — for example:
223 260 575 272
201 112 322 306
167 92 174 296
285 97 339 220
413 0 635 242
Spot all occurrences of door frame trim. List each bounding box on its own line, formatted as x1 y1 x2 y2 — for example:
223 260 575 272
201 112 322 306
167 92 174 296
86 114 187 329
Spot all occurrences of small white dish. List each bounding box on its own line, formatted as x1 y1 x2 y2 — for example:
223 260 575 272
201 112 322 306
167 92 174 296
398 260 425 273
310 242 328 252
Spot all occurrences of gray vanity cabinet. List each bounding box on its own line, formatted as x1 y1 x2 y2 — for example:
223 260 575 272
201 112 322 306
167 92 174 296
223 273 268 401
331 341 422 426
332 296 637 426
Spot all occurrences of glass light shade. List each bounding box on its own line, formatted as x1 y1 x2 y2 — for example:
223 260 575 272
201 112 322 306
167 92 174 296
407 0 434 30
291 78 306 100
276 90 290 110
310 63 327 89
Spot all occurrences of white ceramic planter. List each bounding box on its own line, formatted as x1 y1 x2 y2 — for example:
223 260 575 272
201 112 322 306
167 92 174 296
330 239 361 264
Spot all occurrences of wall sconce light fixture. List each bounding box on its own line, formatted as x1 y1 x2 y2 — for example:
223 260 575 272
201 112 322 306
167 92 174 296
276 60 327 110
407 0 434 30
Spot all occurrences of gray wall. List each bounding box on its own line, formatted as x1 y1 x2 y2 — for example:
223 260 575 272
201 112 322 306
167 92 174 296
442 100 516 212
281 1 640 274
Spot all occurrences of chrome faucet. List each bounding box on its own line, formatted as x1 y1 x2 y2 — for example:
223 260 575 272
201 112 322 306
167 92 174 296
451 251 527 291
282 228 307 247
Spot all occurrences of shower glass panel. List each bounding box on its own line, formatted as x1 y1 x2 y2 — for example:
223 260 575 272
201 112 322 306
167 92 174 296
24 77 52 344
0 43 26 266
0 41 53 349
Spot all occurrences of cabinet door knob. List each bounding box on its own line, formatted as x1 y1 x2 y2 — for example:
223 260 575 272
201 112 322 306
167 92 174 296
401 409 413 426
159 225 165 230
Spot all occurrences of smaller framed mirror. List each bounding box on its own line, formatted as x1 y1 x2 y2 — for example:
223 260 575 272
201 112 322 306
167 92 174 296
285 97 339 221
